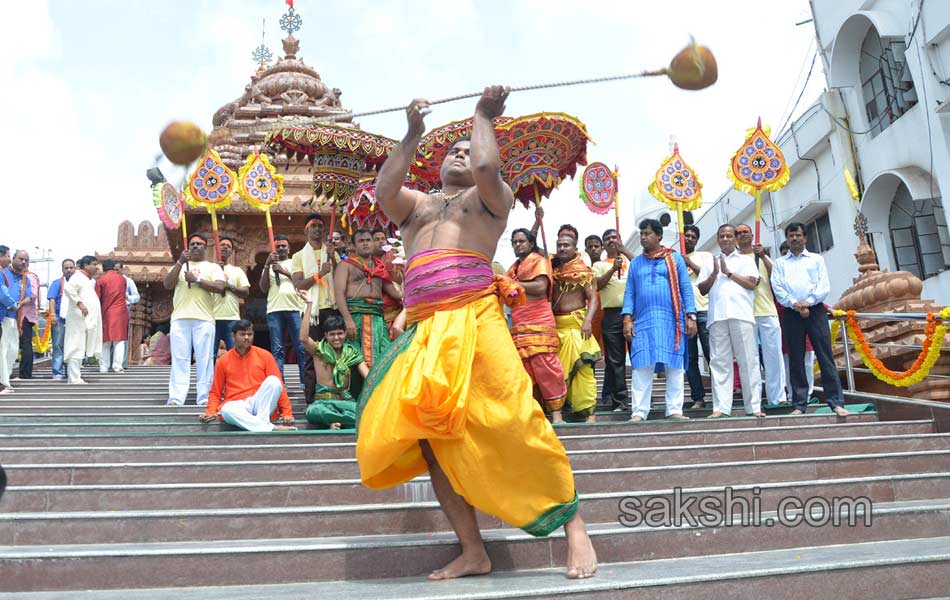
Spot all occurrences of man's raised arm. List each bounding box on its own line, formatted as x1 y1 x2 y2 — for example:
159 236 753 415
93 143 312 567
471 85 513 218
376 98 430 226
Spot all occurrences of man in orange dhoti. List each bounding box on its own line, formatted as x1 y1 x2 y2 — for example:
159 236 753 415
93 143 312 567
357 87 596 581
508 228 567 422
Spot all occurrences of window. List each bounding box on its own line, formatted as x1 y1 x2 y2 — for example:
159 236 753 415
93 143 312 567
888 183 950 279
858 28 917 137
805 212 834 253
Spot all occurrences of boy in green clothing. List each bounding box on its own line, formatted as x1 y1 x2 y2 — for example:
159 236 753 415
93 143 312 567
298 295 368 430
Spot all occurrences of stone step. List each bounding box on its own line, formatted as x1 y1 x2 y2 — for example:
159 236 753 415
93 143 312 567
4 450 948 513
3 470 947 545
0 417 921 454
2 431 945 466
1 502 947 594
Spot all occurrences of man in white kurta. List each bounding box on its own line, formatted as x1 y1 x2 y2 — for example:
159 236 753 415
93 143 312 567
697 225 764 418
162 233 225 406
63 256 103 385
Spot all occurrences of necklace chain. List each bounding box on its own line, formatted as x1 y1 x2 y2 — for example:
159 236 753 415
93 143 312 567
432 189 465 205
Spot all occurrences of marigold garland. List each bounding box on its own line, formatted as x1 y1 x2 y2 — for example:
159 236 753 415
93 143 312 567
33 310 53 354
842 307 949 387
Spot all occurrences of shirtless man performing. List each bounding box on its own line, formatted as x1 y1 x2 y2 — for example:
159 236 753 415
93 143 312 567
356 87 597 580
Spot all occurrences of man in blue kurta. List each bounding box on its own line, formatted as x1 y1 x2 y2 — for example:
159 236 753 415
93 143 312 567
621 219 697 421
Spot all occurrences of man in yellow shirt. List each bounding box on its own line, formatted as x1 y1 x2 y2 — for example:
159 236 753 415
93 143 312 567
592 228 633 411
162 233 225 406
213 237 250 356
261 234 306 385
683 225 714 409
291 214 338 400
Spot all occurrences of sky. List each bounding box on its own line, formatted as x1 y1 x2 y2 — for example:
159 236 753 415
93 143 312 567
1 0 827 283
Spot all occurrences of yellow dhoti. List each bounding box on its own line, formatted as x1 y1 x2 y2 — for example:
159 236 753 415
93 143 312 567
555 309 602 417
356 249 578 536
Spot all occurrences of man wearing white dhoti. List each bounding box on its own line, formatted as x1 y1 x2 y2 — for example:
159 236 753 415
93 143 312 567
63 256 103 385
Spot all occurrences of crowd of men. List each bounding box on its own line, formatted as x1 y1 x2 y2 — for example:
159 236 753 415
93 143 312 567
0 247 139 392
0 210 847 422
506 213 849 422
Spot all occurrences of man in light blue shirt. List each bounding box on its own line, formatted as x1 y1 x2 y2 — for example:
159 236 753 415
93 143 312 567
47 259 76 380
771 222 848 417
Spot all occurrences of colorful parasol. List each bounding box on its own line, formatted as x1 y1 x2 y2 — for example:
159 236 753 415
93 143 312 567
648 144 703 253
185 148 236 262
265 124 397 241
728 118 789 244
412 112 589 251
238 149 284 253
342 177 427 237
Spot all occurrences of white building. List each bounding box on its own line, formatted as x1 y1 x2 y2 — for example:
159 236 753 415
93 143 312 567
660 0 950 305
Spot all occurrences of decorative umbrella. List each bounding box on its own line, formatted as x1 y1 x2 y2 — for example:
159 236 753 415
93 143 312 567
411 112 589 251
265 124 397 241
238 149 284 253
728 118 788 244
184 148 236 262
343 177 427 237
648 144 703 253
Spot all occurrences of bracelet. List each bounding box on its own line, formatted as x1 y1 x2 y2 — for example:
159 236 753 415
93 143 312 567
313 274 326 285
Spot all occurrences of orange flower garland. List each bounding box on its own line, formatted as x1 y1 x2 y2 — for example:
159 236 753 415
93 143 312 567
842 307 949 387
33 309 53 354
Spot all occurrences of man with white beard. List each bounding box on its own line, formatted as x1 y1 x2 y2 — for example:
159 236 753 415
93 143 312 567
63 256 103 385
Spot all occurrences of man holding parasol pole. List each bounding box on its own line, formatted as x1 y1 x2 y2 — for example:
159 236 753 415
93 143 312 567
356 87 597 580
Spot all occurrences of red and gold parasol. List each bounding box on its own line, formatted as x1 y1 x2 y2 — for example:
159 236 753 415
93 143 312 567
728 118 789 244
238 150 284 253
265 124 397 239
184 148 236 262
343 177 427 237
648 144 703 253
412 112 589 250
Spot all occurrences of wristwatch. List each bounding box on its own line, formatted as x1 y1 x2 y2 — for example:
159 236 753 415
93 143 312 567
686 313 697 321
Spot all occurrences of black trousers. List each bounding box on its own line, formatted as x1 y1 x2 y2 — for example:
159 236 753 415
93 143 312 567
600 308 629 409
686 311 710 404
302 308 338 403
782 303 843 411
18 321 34 379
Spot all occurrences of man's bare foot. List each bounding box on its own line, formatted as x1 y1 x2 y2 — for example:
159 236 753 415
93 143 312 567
629 414 644 422
329 422 342 430
833 406 850 417
707 411 724 418
790 409 804 415
689 402 704 410
551 410 564 424
273 425 297 431
752 412 767 418
668 413 689 419
585 413 596 423
427 548 491 580
564 514 597 579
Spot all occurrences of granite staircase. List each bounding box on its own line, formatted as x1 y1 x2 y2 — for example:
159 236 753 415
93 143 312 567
0 365 949 599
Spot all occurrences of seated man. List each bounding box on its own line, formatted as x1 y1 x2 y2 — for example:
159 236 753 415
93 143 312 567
299 295 368 430
200 320 297 432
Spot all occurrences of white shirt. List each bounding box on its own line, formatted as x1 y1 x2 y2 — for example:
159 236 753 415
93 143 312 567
770 249 830 308
698 249 758 325
686 251 713 313
124 275 140 307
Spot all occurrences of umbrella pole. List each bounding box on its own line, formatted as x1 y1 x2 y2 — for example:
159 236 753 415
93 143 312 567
678 206 686 254
754 189 762 246
180 195 191 287
534 187 548 255
209 207 222 263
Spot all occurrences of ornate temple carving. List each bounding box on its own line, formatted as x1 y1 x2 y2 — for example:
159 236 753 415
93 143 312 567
831 214 949 401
